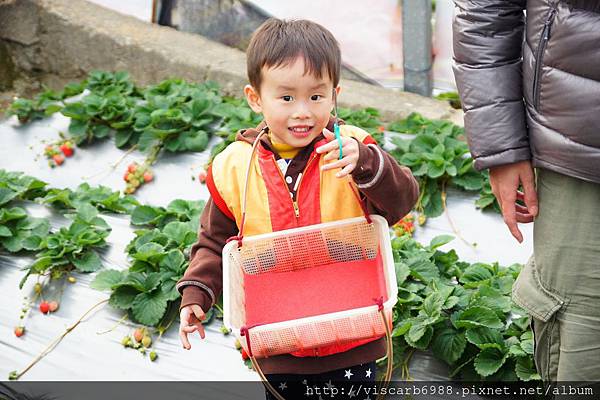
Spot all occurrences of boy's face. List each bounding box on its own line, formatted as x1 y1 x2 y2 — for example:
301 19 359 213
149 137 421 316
244 56 340 148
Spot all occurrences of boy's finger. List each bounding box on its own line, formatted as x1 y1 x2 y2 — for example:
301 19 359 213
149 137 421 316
336 163 355 178
321 158 348 171
179 328 191 350
322 127 334 141
191 304 206 322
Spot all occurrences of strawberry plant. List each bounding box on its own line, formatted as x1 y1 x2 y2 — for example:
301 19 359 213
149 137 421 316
387 113 499 220
6 82 85 123
382 234 539 382
41 182 139 214
19 203 112 289
0 170 48 205
0 207 50 253
91 199 205 328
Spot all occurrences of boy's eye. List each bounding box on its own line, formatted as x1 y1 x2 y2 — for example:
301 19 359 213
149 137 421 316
282 95 293 102
311 95 322 101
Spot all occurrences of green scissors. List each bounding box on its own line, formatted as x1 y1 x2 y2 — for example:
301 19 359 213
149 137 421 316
332 89 343 160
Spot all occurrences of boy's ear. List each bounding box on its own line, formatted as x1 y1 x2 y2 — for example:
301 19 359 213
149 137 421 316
330 85 342 113
244 84 262 113
335 85 341 98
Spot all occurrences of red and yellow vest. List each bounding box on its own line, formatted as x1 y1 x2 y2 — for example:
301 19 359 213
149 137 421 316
207 124 381 357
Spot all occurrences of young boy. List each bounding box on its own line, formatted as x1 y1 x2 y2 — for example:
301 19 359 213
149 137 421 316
177 18 419 397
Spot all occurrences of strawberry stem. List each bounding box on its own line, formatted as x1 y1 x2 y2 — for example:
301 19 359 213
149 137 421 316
10 298 108 380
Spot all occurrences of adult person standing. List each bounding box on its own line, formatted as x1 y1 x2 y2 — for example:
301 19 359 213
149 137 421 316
452 0 600 382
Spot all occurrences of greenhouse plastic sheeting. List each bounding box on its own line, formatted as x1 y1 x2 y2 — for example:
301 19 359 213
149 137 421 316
0 113 532 388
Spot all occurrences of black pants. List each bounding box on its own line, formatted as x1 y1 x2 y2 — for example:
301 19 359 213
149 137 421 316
264 361 377 400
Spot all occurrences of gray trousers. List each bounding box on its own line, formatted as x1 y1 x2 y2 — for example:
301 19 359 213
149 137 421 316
512 168 600 381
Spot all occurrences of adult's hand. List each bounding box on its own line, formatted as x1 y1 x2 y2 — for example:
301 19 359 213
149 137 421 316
489 160 538 243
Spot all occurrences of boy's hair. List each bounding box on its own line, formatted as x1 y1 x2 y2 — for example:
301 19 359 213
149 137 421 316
246 18 341 92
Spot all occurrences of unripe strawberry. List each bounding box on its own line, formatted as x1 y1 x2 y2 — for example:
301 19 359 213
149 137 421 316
67 276 76 283
14 326 25 337
52 154 65 166
48 300 59 312
133 328 144 343
234 339 242 350
34 282 42 294
121 335 132 347
149 351 158 361
198 170 207 184
123 172 131 182
39 301 50 314
142 335 152 347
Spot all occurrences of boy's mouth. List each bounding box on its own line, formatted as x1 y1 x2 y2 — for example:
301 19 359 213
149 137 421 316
288 125 313 138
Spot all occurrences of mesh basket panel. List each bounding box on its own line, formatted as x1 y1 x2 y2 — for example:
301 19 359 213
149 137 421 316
225 218 394 358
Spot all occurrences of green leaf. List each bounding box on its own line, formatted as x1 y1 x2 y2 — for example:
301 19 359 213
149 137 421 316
421 292 444 319
0 225 11 237
160 249 186 272
133 242 165 263
431 328 467 365
131 290 168 326
21 235 43 250
394 261 410 286
465 327 504 348
459 263 493 285
91 269 124 290
76 203 99 223
407 254 439 283
0 187 18 206
183 131 209 152
405 324 433 350
454 306 504 330
429 235 454 250
515 357 540 381
474 344 508 377
109 285 140 309
72 250 103 272
131 205 162 225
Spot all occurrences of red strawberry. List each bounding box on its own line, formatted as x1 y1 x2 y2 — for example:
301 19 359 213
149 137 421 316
52 154 65 166
143 171 153 183
59 143 74 157
14 326 25 337
123 172 132 182
198 170 207 184
39 301 50 314
241 348 249 360
48 300 59 312
127 163 138 173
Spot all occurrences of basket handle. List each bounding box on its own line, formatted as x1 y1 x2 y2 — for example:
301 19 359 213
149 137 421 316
248 301 393 400
229 126 373 247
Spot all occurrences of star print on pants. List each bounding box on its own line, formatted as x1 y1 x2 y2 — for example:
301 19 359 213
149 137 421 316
278 382 287 391
344 369 353 379
365 368 372 378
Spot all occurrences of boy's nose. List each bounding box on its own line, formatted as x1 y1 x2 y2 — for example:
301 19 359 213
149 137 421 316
291 102 311 119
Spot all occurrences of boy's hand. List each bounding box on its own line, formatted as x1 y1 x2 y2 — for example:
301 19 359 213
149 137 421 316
179 304 206 350
316 128 360 178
